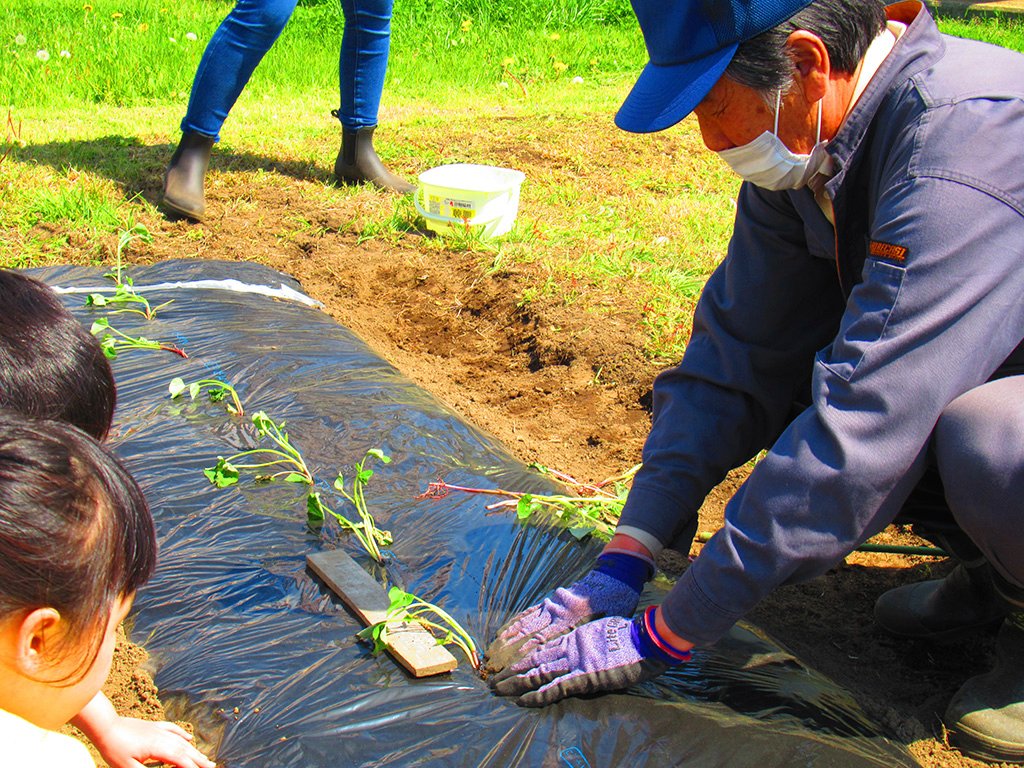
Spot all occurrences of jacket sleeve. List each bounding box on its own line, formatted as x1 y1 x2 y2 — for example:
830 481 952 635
662 159 1024 646
617 182 843 549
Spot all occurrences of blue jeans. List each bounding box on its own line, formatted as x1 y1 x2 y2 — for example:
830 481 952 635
180 0 394 140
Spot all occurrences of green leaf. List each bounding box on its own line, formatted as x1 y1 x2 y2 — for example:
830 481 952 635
387 587 415 611
569 526 594 540
188 382 201 400
100 338 118 359
357 468 374 484
85 293 108 307
204 459 239 488
284 472 308 483
252 411 283 438
306 492 325 523
516 495 536 520
90 318 110 334
168 377 187 398
357 621 389 654
333 474 346 492
367 448 391 464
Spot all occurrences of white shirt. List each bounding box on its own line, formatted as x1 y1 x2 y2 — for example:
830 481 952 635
0 708 95 768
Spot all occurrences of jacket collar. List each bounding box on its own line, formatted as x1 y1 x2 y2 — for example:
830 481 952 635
824 1 942 192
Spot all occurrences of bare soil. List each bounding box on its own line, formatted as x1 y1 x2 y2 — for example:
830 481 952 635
53 115 1014 768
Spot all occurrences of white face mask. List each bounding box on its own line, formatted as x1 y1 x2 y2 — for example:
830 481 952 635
717 90 827 191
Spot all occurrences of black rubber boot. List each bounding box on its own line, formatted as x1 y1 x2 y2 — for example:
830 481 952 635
161 131 215 221
945 615 1024 763
873 562 1013 640
333 121 415 194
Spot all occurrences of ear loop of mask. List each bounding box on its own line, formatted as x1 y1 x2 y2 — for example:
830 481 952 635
774 89 823 145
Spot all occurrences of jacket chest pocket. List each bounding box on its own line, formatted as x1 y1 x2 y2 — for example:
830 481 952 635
816 258 906 382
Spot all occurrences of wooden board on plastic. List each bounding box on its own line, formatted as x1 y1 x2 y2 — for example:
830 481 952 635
306 548 458 677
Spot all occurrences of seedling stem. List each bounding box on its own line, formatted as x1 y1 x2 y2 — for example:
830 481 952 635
168 377 244 416
90 318 187 359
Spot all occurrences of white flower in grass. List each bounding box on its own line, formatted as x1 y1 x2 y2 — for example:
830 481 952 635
15 34 27 45
571 76 584 85
169 37 177 43
185 32 197 41
36 49 50 62
60 50 71 58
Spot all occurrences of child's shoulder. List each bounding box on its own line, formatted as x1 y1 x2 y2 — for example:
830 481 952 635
0 708 94 767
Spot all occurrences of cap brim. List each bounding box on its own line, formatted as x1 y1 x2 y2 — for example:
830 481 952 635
615 43 738 134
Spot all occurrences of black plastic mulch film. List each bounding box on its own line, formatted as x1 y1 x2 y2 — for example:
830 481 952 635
33 261 918 768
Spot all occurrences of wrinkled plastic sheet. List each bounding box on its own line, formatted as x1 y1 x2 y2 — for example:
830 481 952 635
32 260 918 768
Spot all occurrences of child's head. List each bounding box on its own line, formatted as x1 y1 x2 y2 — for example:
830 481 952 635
0 269 116 440
0 412 156 728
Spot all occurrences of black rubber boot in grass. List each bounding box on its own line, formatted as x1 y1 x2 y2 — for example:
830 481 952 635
945 615 1024 764
161 131 215 221
333 121 415 194
873 562 1013 640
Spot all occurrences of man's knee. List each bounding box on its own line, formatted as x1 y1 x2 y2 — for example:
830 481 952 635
935 378 1024 499
934 378 1024 585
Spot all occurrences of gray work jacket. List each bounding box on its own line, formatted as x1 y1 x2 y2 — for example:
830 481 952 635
618 2 1024 646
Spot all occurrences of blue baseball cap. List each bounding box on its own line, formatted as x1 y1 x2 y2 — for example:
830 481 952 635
615 0 816 133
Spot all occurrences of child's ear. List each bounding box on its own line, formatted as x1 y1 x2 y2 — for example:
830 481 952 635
14 607 63 677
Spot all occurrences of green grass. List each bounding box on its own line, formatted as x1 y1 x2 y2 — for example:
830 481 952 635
2 2 1024 361
938 13 1024 50
0 0 644 109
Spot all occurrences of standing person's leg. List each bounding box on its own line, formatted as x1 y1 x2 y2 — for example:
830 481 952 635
333 0 413 193
162 0 298 220
931 376 1024 763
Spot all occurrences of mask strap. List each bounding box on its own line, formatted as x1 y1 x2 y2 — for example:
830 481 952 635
776 89 825 144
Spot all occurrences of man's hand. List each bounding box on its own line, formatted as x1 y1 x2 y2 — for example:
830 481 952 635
72 693 216 768
485 552 651 672
489 615 666 706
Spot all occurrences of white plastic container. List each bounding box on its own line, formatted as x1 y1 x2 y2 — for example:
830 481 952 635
414 163 526 238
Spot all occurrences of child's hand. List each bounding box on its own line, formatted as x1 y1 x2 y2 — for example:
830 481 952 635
71 693 216 768
90 716 216 768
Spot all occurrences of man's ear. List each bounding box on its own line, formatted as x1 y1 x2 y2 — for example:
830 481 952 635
14 607 63 677
786 30 830 104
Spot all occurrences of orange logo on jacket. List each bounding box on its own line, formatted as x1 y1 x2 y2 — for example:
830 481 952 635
869 240 908 263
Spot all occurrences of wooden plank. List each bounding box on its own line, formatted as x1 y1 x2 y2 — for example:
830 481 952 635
306 549 458 677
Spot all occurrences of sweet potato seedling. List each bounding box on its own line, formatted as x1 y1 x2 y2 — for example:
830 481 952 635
332 448 393 564
86 225 172 320
90 317 187 359
204 411 315 488
204 411 392 562
357 586 480 669
169 376 244 416
85 282 172 320
418 463 641 540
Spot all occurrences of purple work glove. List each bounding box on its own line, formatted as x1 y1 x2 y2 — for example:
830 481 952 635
490 607 691 707
485 552 652 672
